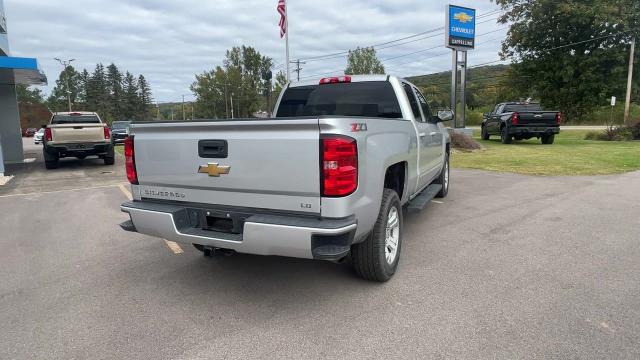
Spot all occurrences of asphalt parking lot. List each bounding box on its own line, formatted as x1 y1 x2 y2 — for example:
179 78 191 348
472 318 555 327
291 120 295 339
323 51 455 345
1 138 639 359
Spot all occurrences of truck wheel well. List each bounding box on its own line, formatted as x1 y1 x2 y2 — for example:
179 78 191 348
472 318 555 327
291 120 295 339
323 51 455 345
384 162 406 200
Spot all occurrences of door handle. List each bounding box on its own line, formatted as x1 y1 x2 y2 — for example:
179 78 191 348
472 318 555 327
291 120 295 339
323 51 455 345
418 132 426 137
429 132 437 136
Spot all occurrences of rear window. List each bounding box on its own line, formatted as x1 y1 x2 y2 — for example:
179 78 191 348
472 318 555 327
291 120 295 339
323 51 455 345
51 114 100 124
504 104 542 112
276 81 402 118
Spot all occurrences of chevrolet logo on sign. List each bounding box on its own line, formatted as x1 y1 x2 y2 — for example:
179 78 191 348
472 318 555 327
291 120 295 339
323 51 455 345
198 163 231 177
453 12 473 23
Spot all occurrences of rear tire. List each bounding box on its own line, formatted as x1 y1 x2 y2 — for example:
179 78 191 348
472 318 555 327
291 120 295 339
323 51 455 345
43 149 59 169
501 126 512 144
541 134 555 144
434 152 449 198
351 189 402 282
104 146 115 165
481 125 490 140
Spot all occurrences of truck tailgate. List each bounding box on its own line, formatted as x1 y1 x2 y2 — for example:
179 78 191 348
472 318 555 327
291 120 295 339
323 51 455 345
51 124 106 143
132 119 321 214
517 112 558 126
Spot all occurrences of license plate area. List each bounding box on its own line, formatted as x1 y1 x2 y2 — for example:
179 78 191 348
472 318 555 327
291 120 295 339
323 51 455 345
189 208 247 234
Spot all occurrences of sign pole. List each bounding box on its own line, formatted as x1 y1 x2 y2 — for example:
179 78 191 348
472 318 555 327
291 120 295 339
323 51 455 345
459 51 467 128
445 4 475 129
451 50 458 128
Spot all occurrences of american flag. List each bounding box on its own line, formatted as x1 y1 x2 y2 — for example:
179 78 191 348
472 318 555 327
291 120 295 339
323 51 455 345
277 0 287 38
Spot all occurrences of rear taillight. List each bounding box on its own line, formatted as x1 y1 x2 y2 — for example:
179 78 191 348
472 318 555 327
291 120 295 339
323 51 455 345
321 135 357 197
104 126 111 140
511 112 519 125
44 127 52 142
556 112 562 125
319 76 351 85
124 136 138 185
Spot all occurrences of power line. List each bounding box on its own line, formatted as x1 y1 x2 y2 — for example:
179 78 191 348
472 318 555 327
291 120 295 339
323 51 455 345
298 9 503 62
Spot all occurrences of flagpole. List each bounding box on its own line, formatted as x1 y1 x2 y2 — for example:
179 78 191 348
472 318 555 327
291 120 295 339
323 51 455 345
285 1 290 82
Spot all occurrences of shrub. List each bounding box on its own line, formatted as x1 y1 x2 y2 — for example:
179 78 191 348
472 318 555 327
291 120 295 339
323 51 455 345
451 132 483 151
584 122 640 141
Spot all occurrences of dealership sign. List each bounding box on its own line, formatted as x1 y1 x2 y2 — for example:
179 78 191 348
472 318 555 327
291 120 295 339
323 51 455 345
445 5 475 50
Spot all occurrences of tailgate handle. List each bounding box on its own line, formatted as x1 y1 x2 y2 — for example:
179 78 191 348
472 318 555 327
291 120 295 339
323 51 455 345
73 126 84 129
198 140 228 158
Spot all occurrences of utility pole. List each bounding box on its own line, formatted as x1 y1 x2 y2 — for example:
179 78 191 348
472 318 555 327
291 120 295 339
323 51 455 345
230 93 234 119
224 82 229 119
624 37 635 126
156 104 160 119
291 59 305 82
182 95 186 121
54 57 76 112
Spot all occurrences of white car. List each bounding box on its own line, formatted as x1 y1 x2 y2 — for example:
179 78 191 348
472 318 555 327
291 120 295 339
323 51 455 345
34 128 45 144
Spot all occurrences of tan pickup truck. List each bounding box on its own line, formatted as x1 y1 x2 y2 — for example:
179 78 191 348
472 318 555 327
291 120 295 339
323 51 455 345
43 112 115 169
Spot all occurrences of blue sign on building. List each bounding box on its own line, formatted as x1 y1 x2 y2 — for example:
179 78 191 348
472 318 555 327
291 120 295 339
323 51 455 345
445 5 476 50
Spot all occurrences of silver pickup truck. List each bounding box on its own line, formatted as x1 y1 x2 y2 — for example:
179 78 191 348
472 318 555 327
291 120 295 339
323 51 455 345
120 75 452 281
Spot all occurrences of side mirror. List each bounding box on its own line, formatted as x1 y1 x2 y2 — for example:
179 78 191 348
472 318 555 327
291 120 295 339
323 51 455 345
483 112 490 118
436 109 454 122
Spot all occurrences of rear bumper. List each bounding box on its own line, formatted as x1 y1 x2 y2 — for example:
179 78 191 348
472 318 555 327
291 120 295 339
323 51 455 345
120 201 357 260
45 142 112 156
508 126 560 136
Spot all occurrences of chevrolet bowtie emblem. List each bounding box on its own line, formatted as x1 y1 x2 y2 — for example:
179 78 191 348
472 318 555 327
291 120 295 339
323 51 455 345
454 12 474 23
198 163 231 177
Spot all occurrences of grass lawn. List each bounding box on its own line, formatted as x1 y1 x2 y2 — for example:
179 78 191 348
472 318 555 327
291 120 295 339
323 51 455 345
452 130 640 176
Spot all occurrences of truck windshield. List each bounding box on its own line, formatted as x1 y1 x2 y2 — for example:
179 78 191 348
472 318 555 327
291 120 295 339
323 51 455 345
504 104 542 112
51 114 101 124
276 81 402 118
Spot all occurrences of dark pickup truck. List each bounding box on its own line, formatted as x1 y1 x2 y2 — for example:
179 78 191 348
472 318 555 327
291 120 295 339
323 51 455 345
481 103 560 144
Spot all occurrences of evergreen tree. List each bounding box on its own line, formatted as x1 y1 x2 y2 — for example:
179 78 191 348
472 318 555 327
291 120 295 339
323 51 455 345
16 84 45 104
87 63 109 117
122 72 140 119
137 75 153 119
106 63 124 121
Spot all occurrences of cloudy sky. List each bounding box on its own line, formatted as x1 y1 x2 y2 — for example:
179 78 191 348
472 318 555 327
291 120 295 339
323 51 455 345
4 0 507 102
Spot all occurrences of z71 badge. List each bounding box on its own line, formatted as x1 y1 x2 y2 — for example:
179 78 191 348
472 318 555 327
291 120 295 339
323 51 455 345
351 123 368 132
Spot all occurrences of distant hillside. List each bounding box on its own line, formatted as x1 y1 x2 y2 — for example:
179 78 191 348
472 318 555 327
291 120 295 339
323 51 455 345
407 64 511 87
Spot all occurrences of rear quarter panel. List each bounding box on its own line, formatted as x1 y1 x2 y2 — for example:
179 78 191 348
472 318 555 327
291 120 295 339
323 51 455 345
319 116 417 242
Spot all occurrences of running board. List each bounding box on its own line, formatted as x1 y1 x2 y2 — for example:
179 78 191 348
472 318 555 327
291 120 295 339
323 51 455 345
407 184 442 213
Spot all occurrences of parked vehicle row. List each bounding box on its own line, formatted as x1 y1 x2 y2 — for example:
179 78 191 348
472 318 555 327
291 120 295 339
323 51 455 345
119 75 453 282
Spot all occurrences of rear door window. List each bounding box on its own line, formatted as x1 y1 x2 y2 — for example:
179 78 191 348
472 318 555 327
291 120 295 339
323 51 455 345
504 104 543 112
276 81 402 118
414 88 434 122
402 83 422 121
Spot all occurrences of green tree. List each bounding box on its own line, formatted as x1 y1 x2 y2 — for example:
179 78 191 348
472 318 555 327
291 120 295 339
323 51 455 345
122 72 139 120
16 84 45 104
495 0 640 122
86 63 109 117
106 63 124 121
137 75 153 119
345 47 385 75
47 65 81 112
273 70 287 102
192 45 274 119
